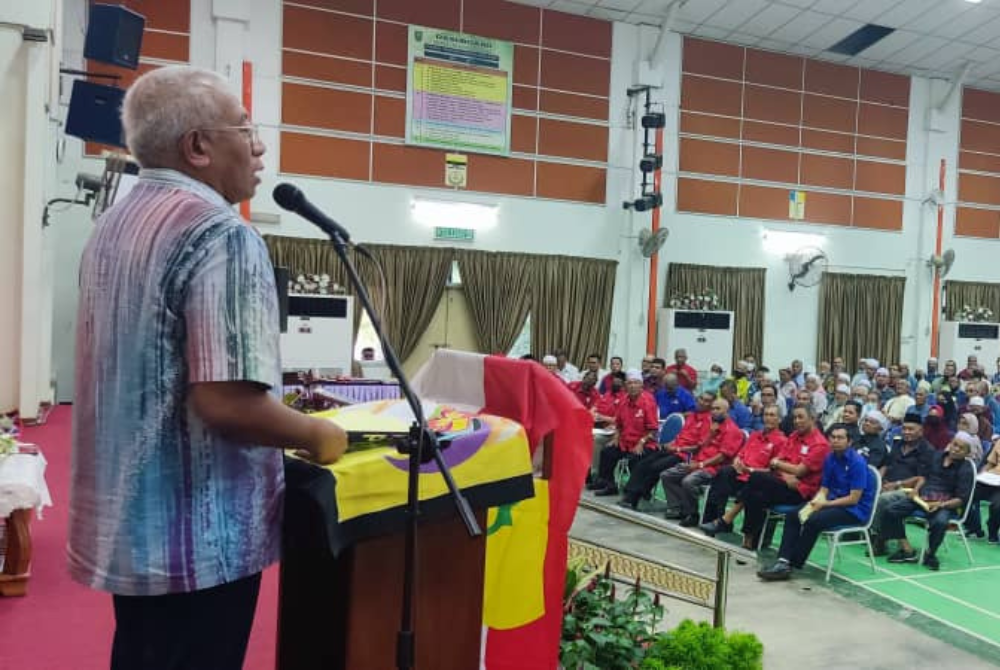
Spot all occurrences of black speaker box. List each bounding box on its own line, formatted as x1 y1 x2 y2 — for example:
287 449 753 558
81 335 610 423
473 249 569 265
84 4 145 69
65 79 126 147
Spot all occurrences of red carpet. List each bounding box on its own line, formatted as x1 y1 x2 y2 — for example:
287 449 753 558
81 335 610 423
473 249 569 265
0 406 279 669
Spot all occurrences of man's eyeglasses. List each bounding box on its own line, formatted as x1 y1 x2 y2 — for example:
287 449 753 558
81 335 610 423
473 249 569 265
199 123 263 147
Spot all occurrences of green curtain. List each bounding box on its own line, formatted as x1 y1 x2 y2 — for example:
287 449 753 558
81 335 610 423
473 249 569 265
530 255 617 365
817 272 906 367
456 249 533 354
944 280 1000 320
665 263 766 363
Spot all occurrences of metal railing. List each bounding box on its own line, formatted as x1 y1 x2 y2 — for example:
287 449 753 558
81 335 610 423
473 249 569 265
573 497 756 628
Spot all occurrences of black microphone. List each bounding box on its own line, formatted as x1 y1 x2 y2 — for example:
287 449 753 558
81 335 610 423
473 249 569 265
272 183 351 243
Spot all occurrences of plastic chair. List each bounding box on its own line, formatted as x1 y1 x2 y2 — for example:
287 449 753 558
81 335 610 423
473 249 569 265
757 503 803 552
658 413 685 445
613 457 631 491
818 466 882 582
906 459 977 565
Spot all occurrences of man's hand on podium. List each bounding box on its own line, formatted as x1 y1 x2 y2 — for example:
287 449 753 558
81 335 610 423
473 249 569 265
298 419 349 465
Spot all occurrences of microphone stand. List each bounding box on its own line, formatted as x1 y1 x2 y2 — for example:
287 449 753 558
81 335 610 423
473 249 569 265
323 229 482 670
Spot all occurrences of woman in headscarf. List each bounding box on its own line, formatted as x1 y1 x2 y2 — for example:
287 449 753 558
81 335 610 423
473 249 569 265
936 390 958 431
957 413 985 464
922 404 954 451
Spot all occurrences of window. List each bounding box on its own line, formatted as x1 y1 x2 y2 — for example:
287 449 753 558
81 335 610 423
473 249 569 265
507 313 531 358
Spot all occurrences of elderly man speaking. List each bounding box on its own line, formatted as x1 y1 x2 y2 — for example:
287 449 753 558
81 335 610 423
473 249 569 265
69 66 348 670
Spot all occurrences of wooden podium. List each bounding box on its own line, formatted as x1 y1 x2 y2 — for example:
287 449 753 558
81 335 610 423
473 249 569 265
277 450 533 669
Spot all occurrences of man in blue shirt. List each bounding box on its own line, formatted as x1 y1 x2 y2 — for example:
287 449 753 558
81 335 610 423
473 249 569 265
655 372 695 418
758 423 876 580
720 380 752 430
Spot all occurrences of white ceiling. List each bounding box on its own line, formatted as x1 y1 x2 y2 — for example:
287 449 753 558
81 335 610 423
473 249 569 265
512 0 1000 91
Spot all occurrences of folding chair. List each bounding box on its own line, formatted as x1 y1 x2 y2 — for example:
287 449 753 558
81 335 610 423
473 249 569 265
906 459 978 566
757 504 803 552
818 466 882 582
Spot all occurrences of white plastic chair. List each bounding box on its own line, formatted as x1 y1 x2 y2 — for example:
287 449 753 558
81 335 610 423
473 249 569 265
818 465 882 582
906 459 978 566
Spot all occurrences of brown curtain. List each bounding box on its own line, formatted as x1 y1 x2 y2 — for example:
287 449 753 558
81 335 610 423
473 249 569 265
817 272 906 367
944 280 1000 320
456 249 533 354
665 263 766 362
263 235 453 361
530 255 617 364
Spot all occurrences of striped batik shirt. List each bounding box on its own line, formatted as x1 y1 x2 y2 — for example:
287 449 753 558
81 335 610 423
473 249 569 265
69 169 284 596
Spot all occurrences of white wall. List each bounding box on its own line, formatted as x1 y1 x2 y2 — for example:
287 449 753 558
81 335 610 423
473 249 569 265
0 2 60 416
41 2 992 405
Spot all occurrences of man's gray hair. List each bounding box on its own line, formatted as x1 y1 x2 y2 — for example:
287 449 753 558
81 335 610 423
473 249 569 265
793 401 817 419
122 65 235 168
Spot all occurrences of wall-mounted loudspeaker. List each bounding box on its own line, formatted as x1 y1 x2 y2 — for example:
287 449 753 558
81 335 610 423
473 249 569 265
65 80 126 147
84 4 145 69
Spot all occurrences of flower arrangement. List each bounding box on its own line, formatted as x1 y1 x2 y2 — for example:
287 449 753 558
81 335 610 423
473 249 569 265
954 305 995 323
289 273 346 295
668 289 721 311
0 416 18 457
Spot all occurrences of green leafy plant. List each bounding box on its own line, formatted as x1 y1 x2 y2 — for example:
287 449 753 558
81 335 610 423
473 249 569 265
560 560 665 670
640 619 763 670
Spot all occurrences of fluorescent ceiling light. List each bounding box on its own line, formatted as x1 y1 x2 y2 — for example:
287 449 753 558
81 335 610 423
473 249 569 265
411 198 498 230
761 230 826 256
965 0 982 4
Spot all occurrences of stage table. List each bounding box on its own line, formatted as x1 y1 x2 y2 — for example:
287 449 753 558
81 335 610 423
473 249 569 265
0 447 52 596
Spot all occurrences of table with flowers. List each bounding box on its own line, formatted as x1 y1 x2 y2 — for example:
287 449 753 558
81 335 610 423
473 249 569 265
0 435 52 597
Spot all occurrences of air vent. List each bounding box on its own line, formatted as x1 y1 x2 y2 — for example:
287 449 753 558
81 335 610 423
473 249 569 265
828 24 894 56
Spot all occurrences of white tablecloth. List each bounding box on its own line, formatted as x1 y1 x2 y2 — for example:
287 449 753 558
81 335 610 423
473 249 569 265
0 450 52 519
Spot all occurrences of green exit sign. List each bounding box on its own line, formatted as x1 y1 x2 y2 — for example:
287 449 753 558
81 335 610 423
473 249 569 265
434 226 475 242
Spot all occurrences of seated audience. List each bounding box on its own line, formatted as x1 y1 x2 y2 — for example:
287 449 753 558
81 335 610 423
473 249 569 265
553 348 580 383
660 398 743 526
932 360 957 393
701 363 726 396
598 356 624 394
617 391 714 509
875 368 895 405
854 410 888 468
739 404 830 549
720 380 752 430
925 357 939 384
568 371 600 411
655 372 696 418
749 383 784 431
665 348 698 392
583 354 608 386
791 359 805 387
730 361 752 403
590 371 658 496
542 354 560 377
922 404 953 450
757 423 877 581
884 379 915 423
778 368 798 404
967 438 1000 542
957 412 985 464
821 384 850 431
935 390 959 431
836 400 862 443
805 374 828 414
966 398 993 450
870 413 934 555
880 433 976 570
959 355 979 381
911 383 932 419
644 357 667 393
700 405 788 537
781 389 813 435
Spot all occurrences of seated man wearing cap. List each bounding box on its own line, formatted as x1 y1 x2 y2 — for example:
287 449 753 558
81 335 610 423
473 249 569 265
869 412 935 555
821 384 851 432
854 409 888 469
880 433 976 570
542 354 560 377
660 397 744 526
758 423 878 581
591 370 659 496
618 391 714 509
883 379 915 423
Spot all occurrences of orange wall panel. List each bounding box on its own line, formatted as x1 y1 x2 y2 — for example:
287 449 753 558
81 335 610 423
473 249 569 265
374 20 408 66
801 128 854 154
743 85 801 125
739 184 793 220
283 51 372 87
857 103 907 140
802 93 856 133
120 0 190 32
542 10 611 58
465 153 535 197
512 85 538 111
852 197 903 230
282 82 371 134
539 90 608 121
742 121 799 147
681 112 741 139
681 75 743 117
962 119 1000 154
860 70 909 107
856 136 906 161
804 191 851 226
291 0 374 15
511 114 537 154
745 49 803 89
960 152 1000 174
513 46 539 87
677 178 738 216
855 160 905 195
955 207 1000 238
679 138 740 177
535 162 606 203
284 5 372 59
537 118 607 162
378 0 461 30
281 132 370 181
963 88 1000 124
372 143 449 188
800 154 853 190
375 65 406 92
539 50 610 97
373 95 405 138
741 146 798 184
683 38 744 80
959 173 1000 206
141 31 188 62
804 60 858 99
463 0 541 45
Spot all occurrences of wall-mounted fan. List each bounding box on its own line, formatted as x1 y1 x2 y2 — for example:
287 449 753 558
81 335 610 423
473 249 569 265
787 246 828 291
927 248 956 278
639 227 669 258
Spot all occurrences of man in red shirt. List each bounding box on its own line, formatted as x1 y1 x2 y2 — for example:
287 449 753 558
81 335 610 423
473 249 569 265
568 371 600 411
592 370 659 496
618 390 714 509
738 403 830 548
661 398 744 526
665 348 698 392
700 405 788 536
